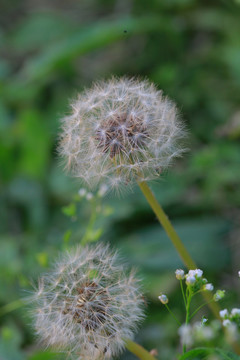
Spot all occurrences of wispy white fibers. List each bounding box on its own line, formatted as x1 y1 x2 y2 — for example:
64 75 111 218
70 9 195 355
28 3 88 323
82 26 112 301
31 243 144 360
59 77 186 192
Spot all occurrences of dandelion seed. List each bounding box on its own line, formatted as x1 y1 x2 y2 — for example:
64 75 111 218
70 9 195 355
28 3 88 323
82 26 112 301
59 77 185 192
31 243 144 360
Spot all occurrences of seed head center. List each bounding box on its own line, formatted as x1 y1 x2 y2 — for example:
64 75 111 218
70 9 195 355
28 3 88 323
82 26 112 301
95 112 148 158
63 281 109 331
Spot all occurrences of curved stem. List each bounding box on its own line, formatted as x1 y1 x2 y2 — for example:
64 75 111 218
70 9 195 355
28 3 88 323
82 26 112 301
165 304 181 326
125 339 157 360
137 181 221 319
138 181 196 269
189 299 214 320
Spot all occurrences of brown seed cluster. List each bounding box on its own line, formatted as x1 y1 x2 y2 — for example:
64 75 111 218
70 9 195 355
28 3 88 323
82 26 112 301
95 113 148 158
63 281 109 331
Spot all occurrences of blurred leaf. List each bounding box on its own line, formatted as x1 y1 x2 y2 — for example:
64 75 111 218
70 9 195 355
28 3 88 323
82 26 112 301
119 218 230 272
5 16 164 102
0 324 24 360
10 13 75 52
15 109 51 179
62 202 76 217
36 252 48 267
28 351 62 360
179 347 240 359
63 229 72 244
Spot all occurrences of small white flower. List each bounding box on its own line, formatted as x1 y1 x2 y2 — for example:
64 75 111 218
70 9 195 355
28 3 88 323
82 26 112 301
79 188 87 197
175 269 185 280
223 319 232 327
193 323 214 341
186 276 196 285
187 269 203 279
178 324 193 347
98 184 108 197
158 294 168 304
86 192 93 200
201 317 208 325
231 308 240 317
238 271 240 278
204 283 214 291
225 323 238 342
219 309 229 318
214 290 225 301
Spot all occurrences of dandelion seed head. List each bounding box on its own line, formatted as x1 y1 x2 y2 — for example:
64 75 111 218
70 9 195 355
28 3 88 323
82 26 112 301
31 243 144 360
59 77 186 192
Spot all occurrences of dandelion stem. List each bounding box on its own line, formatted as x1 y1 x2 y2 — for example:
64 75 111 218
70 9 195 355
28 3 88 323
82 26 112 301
138 181 196 269
138 181 222 320
125 339 157 360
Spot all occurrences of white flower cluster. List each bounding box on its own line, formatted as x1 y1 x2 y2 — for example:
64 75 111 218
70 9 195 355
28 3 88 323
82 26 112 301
59 77 185 192
220 308 240 326
31 243 144 360
176 268 214 292
178 320 220 348
219 307 240 342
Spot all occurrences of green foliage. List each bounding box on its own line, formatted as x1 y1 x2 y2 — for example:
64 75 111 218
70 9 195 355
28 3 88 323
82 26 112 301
1 0 240 358
179 347 240 360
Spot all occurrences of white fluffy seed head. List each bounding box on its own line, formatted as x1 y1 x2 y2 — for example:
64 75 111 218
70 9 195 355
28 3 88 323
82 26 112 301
58 77 186 193
31 243 144 360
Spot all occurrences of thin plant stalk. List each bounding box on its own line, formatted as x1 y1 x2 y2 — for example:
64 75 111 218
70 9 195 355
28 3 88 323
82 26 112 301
138 180 196 269
137 180 222 319
125 339 157 360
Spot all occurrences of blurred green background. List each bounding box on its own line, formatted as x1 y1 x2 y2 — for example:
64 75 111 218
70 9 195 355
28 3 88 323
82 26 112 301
1 0 240 359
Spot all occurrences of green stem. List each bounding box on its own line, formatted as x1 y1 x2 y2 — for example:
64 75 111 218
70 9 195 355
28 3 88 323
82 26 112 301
138 181 196 269
165 304 181 326
138 181 222 319
189 299 214 320
81 198 98 245
125 339 157 360
180 280 187 309
183 289 192 354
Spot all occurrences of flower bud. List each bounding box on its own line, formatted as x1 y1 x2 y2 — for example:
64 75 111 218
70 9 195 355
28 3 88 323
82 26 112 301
219 309 228 318
214 290 225 302
175 269 185 280
204 283 214 291
158 294 169 304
